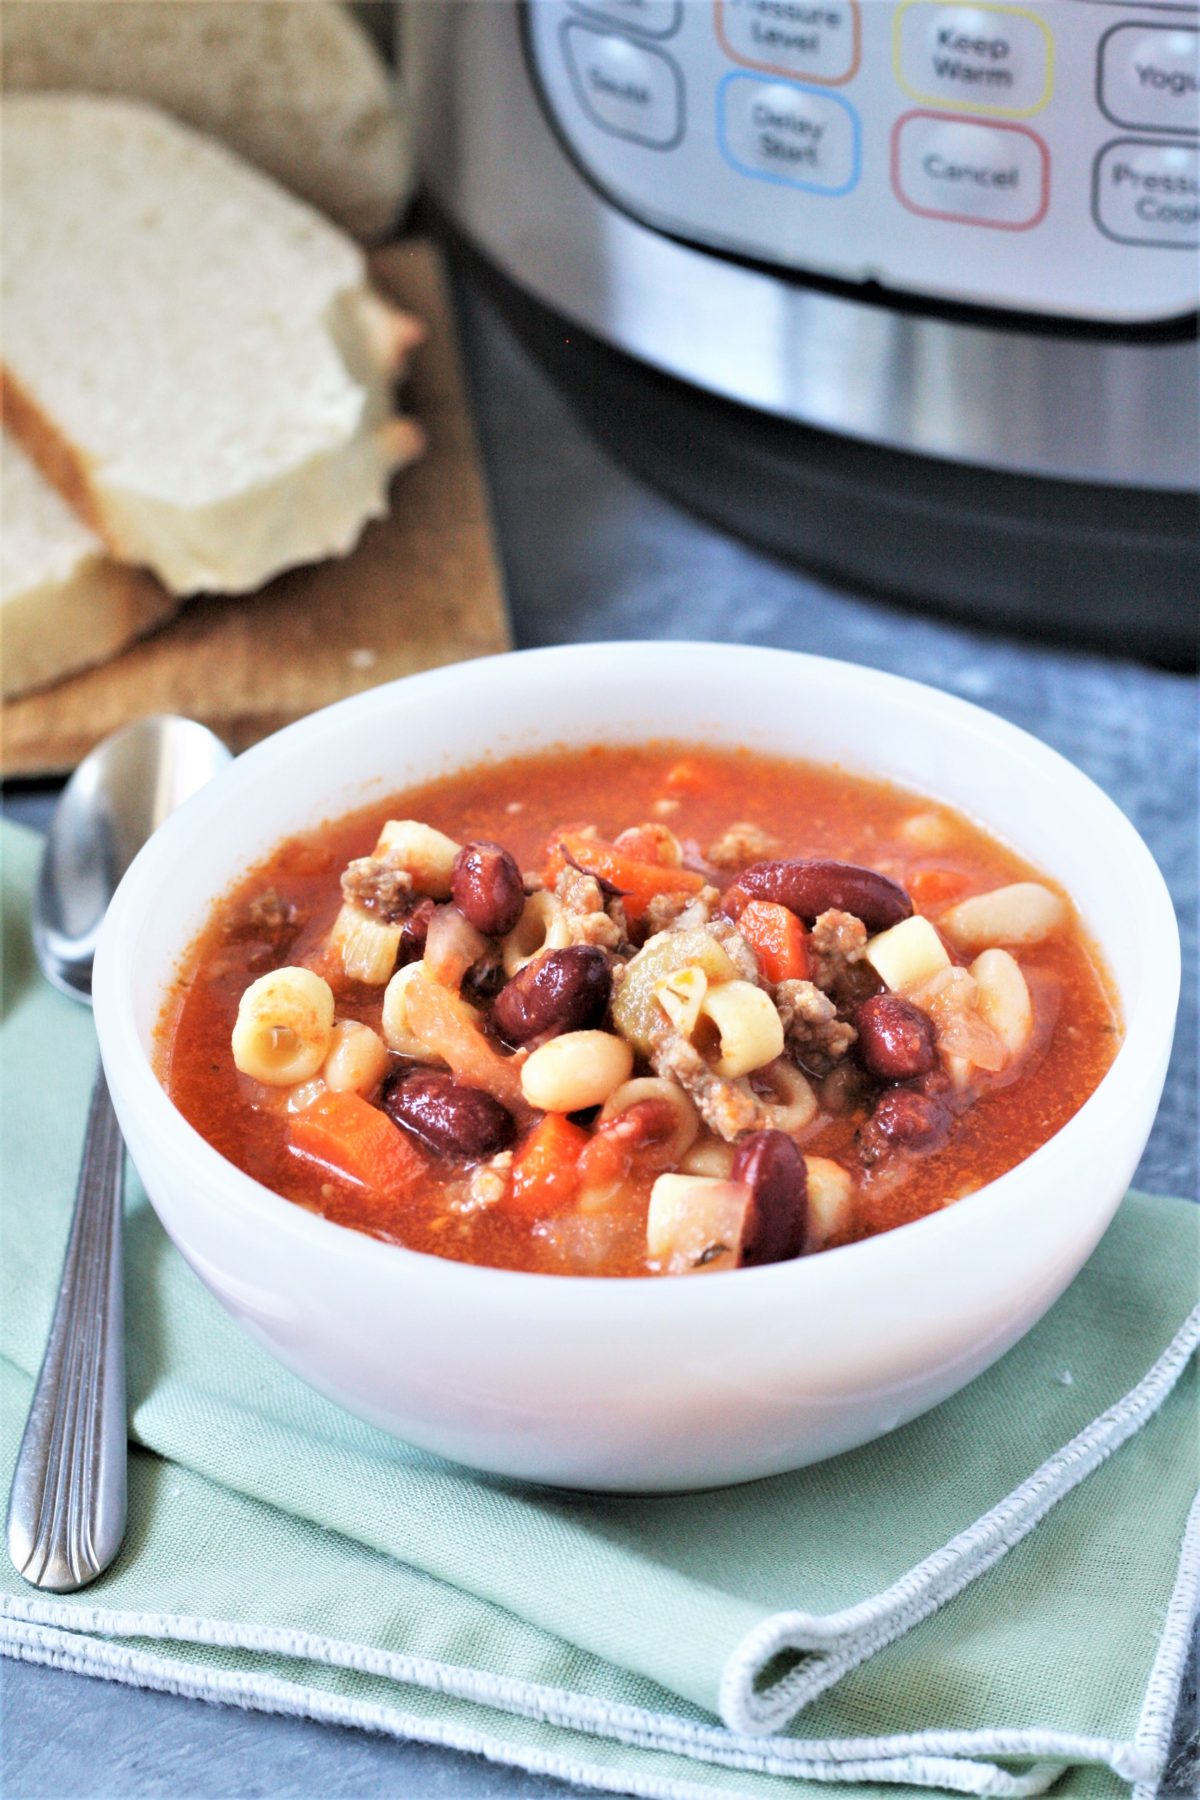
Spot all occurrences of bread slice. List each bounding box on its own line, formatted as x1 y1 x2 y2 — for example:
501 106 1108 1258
1 94 424 597
0 0 413 242
1 431 175 699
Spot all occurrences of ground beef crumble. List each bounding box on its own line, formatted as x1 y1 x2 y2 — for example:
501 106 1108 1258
705 822 780 871
340 857 414 925
649 1026 762 1141
776 977 858 1074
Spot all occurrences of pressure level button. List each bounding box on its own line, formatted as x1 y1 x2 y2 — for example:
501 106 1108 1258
1099 26 1199 137
561 21 685 148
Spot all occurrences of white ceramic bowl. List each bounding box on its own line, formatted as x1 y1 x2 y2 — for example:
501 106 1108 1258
94 645 1179 1491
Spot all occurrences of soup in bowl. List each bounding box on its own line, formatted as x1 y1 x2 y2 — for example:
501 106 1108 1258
93 645 1179 1489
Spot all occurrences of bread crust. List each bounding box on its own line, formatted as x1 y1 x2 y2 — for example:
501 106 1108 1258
1 365 111 544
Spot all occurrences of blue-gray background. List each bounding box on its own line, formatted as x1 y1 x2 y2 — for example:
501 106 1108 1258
3 259 1195 1797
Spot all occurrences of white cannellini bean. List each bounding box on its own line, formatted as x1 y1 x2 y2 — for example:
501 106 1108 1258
939 882 1068 952
804 1156 854 1250
865 914 951 994
374 819 461 898
699 980 784 1078
678 1136 736 1179
231 967 334 1085
599 1078 700 1166
322 1020 390 1094
969 948 1033 1058
897 810 954 851
646 1173 751 1270
502 891 572 976
520 1030 633 1113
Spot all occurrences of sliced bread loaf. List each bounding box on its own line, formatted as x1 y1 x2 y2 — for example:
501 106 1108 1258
0 0 413 242
1 431 175 699
1 94 423 597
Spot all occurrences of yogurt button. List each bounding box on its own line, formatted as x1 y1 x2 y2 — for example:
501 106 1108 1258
1100 26 1199 136
568 0 683 39
893 114 1048 226
720 75 859 191
1093 139 1199 247
562 22 684 147
897 1 1052 115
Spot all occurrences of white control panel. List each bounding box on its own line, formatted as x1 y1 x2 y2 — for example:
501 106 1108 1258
527 0 1200 322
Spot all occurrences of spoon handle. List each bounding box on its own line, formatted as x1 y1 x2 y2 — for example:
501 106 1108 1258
7 1061 127 1591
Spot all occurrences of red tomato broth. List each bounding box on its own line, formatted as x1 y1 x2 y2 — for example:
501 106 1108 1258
158 744 1121 1275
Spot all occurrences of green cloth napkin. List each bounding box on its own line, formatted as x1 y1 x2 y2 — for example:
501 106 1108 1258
2 820 1197 1800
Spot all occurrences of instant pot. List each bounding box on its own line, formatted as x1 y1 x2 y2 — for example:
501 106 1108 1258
408 1 1198 657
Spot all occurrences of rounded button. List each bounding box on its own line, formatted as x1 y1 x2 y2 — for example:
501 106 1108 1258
1093 139 1199 248
719 74 860 192
561 22 684 148
568 0 683 40
1099 25 1199 136
895 1 1053 117
892 113 1049 228
716 0 861 86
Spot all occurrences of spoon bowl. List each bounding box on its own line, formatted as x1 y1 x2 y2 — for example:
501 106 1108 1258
35 715 232 1003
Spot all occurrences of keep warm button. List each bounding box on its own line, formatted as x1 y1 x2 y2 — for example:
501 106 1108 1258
892 112 1048 228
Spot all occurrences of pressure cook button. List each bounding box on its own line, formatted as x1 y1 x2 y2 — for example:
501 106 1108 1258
719 74 860 192
892 113 1048 227
896 1 1053 116
716 0 861 86
561 22 684 148
1093 139 1199 247
1099 25 1199 136
568 0 683 40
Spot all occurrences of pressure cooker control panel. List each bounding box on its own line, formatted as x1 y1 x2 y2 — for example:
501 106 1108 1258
526 0 1199 322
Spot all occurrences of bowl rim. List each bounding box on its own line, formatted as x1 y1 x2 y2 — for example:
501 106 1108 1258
93 641 1181 1310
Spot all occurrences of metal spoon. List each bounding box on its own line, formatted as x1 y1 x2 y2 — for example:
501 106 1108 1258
8 715 231 1591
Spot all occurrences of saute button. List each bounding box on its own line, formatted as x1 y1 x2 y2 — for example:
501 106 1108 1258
716 0 860 85
562 22 684 147
1099 25 1199 136
892 114 1048 227
896 1 1053 116
1093 139 1199 247
568 0 683 40
720 75 860 191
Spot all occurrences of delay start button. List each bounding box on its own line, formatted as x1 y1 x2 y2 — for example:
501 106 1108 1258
561 21 684 148
1093 139 1198 248
892 112 1048 228
719 73 860 191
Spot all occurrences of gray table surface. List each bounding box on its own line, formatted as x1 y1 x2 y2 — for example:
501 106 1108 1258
2 260 1196 1799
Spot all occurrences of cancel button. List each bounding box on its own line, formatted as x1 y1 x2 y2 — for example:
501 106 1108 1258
893 114 1048 226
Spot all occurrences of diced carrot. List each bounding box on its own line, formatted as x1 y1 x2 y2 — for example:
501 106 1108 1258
909 867 970 912
542 831 704 927
508 1113 590 1217
737 900 810 983
289 1090 427 1194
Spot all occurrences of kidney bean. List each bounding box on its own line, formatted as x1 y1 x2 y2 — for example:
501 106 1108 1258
398 896 435 965
735 859 912 933
491 945 611 1047
729 1129 808 1266
855 994 937 1083
857 1086 950 1167
382 1069 515 1160
452 841 525 938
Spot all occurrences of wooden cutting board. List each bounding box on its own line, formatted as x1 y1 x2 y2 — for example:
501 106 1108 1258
1 241 511 778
